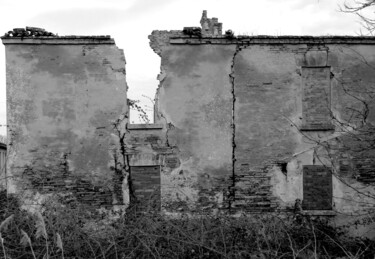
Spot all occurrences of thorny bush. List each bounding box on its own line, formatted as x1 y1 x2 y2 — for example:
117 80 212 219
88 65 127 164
0 191 374 258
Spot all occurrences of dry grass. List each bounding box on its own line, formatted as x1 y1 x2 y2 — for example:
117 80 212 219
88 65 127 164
0 191 374 259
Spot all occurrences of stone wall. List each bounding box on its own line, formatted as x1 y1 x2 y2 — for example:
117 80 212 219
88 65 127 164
1 30 128 207
2 16 375 238
125 13 375 237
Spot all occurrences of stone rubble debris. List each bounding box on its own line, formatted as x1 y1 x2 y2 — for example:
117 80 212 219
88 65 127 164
3 26 56 38
182 27 202 37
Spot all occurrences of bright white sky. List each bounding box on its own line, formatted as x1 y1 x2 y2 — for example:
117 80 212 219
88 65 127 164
0 0 366 135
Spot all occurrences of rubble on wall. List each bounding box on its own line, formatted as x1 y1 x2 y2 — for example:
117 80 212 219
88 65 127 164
3 27 56 37
200 10 222 36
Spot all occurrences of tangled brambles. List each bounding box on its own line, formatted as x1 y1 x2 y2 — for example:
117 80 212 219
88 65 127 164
0 191 374 258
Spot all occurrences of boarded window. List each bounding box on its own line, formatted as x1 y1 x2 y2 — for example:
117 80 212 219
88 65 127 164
303 165 332 210
0 145 6 175
301 67 334 131
130 165 161 210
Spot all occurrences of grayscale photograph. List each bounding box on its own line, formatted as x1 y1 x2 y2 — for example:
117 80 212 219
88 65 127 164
0 0 375 258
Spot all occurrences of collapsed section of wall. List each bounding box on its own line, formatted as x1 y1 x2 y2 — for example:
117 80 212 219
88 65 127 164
125 28 236 212
1 28 128 207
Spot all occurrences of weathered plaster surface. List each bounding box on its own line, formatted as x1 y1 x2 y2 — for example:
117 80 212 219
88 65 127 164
126 26 375 236
2 36 128 207
3 17 375 238
126 37 236 211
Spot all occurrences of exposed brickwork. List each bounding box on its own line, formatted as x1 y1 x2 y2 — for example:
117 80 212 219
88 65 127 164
323 130 375 184
233 165 277 212
354 158 375 183
131 166 161 210
23 166 114 206
232 45 299 213
148 30 183 56
2 34 127 208
200 10 222 36
126 125 169 156
303 165 332 210
301 67 334 130
3 13 375 233
0 143 6 190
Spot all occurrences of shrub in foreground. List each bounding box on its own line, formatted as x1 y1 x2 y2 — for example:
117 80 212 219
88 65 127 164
0 192 374 258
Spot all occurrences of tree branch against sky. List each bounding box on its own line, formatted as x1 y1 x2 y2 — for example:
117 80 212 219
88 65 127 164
342 0 375 34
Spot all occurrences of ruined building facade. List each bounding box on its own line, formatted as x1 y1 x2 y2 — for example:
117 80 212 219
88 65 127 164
1 28 128 206
2 13 375 235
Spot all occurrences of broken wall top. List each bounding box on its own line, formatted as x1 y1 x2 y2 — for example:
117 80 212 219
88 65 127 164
2 27 115 45
150 10 375 49
152 32 375 45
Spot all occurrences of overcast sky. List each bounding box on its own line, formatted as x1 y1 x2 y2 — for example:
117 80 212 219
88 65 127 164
0 0 365 135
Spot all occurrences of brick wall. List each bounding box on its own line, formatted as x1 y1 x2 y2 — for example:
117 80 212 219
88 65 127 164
0 144 6 189
130 166 161 210
303 165 332 210
2 35 127 207
232 45 299 212
301 67 333 130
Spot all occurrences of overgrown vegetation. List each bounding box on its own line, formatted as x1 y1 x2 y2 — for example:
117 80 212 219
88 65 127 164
0 191 374 259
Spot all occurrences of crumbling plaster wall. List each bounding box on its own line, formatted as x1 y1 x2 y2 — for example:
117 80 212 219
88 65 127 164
3 24 375 235
157 44 235 211
231 42 375 239
233 45 301 212
130 30 375 226
2 35 128 207
260 45 375 205
125 32 235 211
233 42 375 222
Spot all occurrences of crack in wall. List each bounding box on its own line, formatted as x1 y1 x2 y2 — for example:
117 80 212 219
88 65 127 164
112 115 133 205
228 44 243 210
149 33 181 153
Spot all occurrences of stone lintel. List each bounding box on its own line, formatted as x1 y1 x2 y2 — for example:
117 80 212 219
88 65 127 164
128 153 163 166
300 124 335 131
127 124 163 130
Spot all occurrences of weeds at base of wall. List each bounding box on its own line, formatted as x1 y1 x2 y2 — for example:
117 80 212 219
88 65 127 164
0 190 374 259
